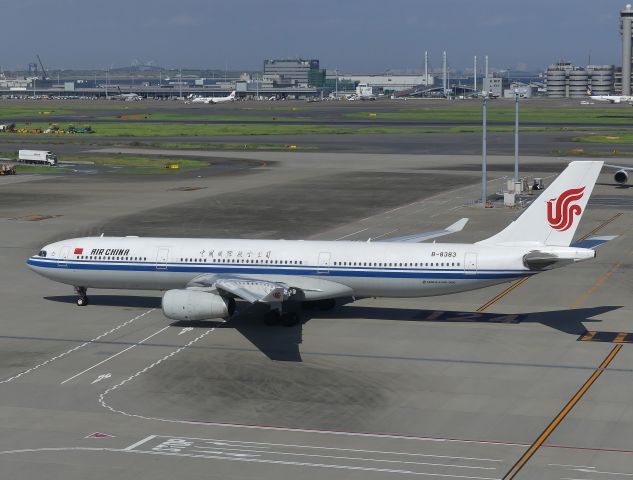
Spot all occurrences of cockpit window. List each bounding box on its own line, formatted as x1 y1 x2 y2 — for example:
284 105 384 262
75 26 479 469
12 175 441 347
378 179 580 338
39 250 47 257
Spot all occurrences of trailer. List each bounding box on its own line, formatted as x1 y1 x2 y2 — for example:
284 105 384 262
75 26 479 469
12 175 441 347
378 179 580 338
18 150 57 166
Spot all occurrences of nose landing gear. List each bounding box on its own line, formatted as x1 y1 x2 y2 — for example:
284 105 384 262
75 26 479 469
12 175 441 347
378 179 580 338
74 286 89 306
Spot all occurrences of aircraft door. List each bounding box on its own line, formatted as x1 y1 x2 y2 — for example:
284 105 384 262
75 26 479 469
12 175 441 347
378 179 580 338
58 246 71 268
156 247 169 271
317 252 331 274
464 252 477 274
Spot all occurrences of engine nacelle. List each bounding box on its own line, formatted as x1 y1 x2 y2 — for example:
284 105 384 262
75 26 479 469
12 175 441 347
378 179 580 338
614 169 629 184
162 289 229 321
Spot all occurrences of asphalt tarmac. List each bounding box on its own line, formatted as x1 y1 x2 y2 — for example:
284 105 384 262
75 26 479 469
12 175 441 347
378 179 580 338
1 149 632 479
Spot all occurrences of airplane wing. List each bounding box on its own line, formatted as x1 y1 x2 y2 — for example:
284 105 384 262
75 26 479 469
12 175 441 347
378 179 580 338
186 273 353 303
187 274 290 303
604 164 633 171
378 218 468 243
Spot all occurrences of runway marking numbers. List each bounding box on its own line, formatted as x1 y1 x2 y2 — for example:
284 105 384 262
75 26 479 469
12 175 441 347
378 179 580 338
0 308 154 385
91 373 112 384
418 310 520 324
85 432 115 439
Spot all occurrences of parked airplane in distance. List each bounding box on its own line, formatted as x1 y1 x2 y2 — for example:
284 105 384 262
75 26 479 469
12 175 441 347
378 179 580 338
113 93 142 101
28 161 613 327
587 88 633 104
188 91 236 104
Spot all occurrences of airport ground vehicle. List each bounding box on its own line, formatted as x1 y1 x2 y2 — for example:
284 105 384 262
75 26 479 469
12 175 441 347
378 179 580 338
18 150 57 166
0 163 16 175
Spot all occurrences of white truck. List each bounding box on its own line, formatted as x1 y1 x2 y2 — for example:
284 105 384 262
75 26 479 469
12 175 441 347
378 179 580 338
18 150 57 166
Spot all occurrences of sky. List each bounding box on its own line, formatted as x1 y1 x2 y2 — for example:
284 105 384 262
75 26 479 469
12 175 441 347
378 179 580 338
0 0 629 72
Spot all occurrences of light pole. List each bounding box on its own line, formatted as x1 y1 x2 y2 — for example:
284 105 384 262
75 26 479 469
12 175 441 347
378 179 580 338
514 88 520 185
482 92 488 206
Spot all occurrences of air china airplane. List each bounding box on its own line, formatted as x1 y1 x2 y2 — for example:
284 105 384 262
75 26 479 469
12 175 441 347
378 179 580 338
27 161 613 327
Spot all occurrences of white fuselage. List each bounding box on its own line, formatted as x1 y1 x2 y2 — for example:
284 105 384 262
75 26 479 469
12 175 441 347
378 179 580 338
25 236 575 299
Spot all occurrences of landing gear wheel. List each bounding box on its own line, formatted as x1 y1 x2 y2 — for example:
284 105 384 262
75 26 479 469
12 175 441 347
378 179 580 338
264 309 281 326
281 311 300 327
74 286 88 307
226 297 236 316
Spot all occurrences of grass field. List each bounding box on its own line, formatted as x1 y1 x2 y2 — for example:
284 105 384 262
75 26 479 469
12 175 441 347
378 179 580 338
573 133 633 143
13 165 73 173
2 122 608 138
62 154 208 168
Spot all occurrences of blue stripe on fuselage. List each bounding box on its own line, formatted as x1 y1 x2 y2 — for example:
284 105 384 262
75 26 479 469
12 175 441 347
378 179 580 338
26 257 528 280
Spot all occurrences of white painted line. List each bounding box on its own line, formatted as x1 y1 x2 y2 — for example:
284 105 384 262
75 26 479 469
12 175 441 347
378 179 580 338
335 228 369 240
0 309 154 384
190 437 502 462
575 468 633 476
371 228 399 240
61 326 170 385
190 445 497 470
124 435 157 451
124 449 501 478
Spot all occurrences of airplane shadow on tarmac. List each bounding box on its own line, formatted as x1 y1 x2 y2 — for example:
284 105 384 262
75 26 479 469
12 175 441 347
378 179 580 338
174 303 620 362
46 294 619 362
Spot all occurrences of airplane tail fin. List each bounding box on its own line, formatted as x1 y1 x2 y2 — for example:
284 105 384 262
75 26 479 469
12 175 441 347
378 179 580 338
477 161 603 247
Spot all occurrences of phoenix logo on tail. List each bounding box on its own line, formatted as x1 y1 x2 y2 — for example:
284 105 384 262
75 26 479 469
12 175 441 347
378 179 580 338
547 186 585 231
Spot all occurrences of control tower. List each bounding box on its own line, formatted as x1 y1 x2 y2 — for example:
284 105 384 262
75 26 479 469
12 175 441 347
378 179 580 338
621 4 633 95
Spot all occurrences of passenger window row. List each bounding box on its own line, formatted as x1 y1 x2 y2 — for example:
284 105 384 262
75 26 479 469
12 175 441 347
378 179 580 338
180 258 303 265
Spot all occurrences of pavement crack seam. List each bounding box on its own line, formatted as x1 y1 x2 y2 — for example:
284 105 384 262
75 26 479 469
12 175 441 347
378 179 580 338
0 308 154 384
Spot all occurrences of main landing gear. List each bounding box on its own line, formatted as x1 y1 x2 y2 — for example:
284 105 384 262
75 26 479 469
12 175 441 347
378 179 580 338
74 286 89 306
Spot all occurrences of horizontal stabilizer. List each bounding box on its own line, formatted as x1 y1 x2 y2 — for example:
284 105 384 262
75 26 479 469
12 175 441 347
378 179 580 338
380 218 469 243
570 235 617 249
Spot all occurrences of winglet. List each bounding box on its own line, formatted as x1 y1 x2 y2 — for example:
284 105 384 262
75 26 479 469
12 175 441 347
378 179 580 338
446 218 469 233
379 217 470 243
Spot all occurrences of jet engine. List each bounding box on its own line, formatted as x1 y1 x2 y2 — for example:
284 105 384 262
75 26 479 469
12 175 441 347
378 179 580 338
614 169 629 184
162 289 229 321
